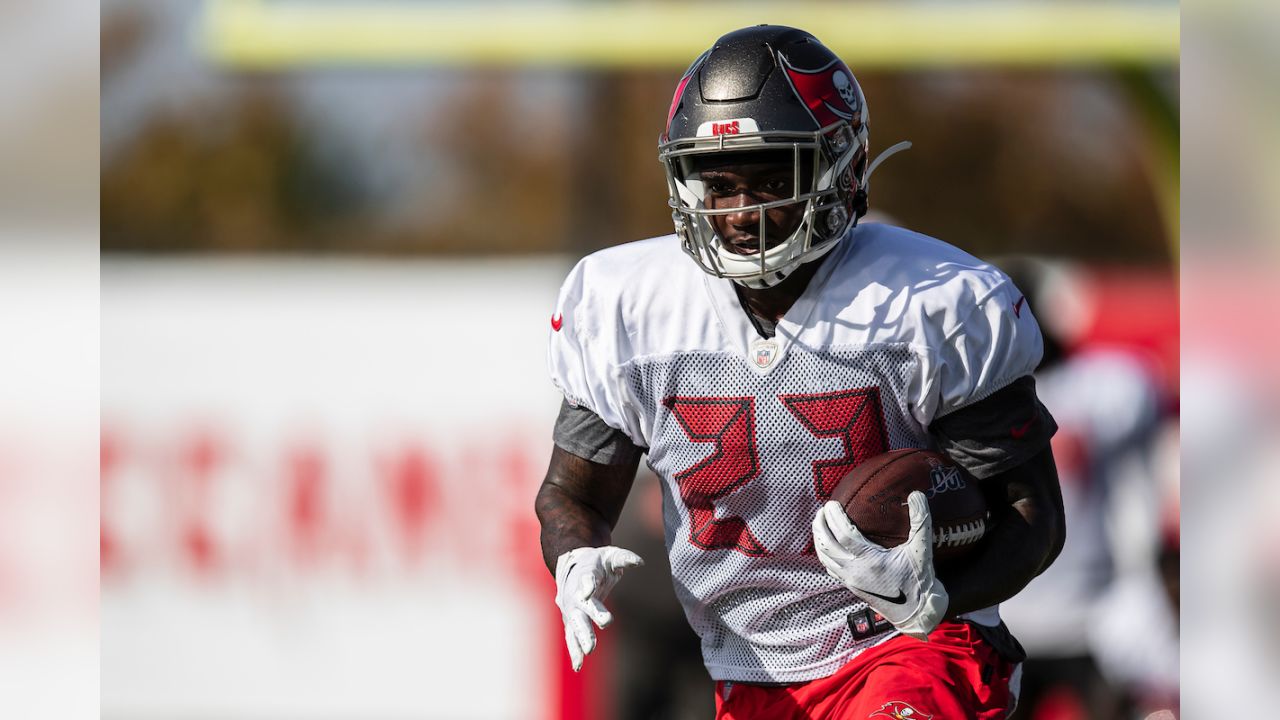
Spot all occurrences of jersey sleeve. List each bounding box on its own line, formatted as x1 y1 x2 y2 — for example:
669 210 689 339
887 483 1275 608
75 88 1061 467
917 277 1045 428
552 399 645 465
911 276 1053 478
929 375 1058 479
546 257 645 446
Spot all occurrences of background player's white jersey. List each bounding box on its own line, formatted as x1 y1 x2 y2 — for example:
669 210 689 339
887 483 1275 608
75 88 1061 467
548 223 1043 683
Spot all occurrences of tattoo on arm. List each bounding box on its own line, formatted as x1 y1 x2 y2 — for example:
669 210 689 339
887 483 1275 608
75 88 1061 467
535 445 640 574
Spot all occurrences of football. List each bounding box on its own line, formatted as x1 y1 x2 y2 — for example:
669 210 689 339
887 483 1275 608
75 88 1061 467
829 448 988 564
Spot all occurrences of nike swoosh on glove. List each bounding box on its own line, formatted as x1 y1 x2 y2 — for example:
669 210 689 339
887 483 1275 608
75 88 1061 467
554 546 644 671
812 491 949 640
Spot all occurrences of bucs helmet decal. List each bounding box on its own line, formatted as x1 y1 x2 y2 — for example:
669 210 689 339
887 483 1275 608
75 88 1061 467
664 50 710 142
779 55 866 128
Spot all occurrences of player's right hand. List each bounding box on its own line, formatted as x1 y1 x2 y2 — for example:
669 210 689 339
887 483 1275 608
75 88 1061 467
554 545 644 672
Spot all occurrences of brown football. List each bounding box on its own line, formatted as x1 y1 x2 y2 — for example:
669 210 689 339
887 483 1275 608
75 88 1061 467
829 448 988 564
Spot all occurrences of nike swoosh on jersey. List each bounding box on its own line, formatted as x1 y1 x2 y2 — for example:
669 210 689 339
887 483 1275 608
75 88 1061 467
1010 415 1038 439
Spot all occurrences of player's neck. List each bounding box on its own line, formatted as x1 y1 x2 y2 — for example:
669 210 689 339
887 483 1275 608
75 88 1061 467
733 257 825 323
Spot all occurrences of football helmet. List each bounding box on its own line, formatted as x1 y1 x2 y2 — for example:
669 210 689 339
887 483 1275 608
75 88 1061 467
659 26 900 289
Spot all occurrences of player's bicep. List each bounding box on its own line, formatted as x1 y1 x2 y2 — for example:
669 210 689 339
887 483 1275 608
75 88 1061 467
993 445 1061 518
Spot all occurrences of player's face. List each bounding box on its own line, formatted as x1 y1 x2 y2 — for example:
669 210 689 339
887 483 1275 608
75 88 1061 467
697 153 807 255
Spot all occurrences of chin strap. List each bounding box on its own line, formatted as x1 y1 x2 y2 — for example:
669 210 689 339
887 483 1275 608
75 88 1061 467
866 140 912 182
730 235 840 290
734 271 787 290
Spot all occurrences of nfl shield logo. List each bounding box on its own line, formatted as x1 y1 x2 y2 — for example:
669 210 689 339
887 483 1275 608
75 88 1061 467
854 614 871 634
752 341 778 369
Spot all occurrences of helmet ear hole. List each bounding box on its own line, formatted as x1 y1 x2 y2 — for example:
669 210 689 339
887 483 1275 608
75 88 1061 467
823 206 848 236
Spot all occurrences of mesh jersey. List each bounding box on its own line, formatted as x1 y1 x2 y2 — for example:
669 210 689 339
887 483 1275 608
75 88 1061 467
547 224 1044 683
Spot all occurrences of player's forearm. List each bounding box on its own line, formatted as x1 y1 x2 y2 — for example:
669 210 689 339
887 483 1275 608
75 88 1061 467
941 498 1055 616
535 481 615 574
941 448 1065 617
535 444 641 574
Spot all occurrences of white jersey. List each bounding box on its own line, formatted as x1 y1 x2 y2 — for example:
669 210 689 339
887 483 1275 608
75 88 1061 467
547 223 1043 683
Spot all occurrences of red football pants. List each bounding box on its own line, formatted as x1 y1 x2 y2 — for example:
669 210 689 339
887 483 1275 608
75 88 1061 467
713 621 1018 720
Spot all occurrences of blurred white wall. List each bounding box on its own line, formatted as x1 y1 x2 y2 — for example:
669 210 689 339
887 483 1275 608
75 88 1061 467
0 237 99 720
102 257 569 719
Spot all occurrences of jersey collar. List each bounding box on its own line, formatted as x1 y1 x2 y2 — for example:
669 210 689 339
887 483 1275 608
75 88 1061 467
701 231 853 376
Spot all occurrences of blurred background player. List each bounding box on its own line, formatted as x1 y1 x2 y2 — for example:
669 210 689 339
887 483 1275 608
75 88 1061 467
996 258 1174 720
538 25 1064 719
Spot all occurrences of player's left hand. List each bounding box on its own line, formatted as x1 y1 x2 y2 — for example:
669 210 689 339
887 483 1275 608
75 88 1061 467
812 491 949 640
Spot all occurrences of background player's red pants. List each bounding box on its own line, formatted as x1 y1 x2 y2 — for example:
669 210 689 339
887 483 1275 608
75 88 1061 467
713 621 1019 720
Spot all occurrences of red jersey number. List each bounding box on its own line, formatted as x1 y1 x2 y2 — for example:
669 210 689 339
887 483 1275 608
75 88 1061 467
781 388 889 499
664 387 889 557
664 397 769 556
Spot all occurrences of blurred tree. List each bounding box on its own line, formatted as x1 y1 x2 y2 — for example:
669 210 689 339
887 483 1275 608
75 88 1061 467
410 70 572 255
101 66 1175 265
865 70 1173 264
102 86 364 253
563 69 678 255
101 5 150 81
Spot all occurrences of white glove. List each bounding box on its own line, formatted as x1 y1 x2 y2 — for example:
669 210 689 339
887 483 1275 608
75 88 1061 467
812 491 949 640
554 545 644 671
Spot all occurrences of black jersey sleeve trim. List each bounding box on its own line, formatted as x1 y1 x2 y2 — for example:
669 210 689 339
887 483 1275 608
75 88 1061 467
929 375 1058 480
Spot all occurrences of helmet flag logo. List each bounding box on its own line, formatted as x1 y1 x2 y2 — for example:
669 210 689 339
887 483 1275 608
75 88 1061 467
781 57 863 128
664 49 710 140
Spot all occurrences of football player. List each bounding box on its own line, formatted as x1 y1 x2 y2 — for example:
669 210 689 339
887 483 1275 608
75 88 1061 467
536 25 1064 719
